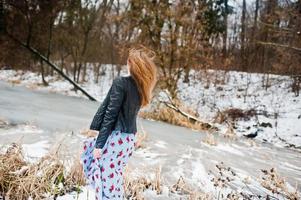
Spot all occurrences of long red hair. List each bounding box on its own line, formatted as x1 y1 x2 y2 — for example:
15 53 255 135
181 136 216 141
127 47 157 107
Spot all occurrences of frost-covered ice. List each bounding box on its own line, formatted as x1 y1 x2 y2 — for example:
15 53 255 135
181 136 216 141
1 67 299 148
0 124 44 135
211 143 245 156
1 67 300 148
22 140 50 162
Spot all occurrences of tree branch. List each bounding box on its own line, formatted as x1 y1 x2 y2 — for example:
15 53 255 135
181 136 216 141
7 33 97 101
256 41 301 53
160 91 218 131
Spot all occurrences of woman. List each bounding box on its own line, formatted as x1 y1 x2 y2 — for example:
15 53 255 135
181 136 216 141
81 47 157 200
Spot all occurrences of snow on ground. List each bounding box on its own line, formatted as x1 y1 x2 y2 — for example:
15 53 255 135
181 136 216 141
176 70 301 148
0 125 189 199
0 67 300 149
56 187 96 200
22 140 50 162
0 124 50 162
0 118 300 199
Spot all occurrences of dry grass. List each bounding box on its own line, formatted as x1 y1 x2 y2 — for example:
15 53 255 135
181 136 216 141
245 139 257 147
260 168 300 200
26 83 40 90
2 143 298 200
139 104 216 133
124 166 212 200
0 118 9 128
214 108 257 124
135 123 148 149
65 155 86 190
1 132 298 199
124 166 163 200
223 122 236 140
139 95 218 133
0 143 85 199
124 168 213 200
171 176 213 200
8 79 21 85
135 131 148 149
207 163 301 200
211 162 236 189
202 133 217 146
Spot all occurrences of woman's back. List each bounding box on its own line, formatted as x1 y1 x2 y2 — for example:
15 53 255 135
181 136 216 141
90 75 141 149
114 75 141 134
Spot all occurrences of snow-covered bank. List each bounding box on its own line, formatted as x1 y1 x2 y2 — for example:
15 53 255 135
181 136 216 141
176 70 301 148
1 121 300 200
0 67 300 149
0 66 119 101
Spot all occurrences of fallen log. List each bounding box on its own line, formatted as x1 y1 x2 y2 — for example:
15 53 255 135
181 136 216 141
6 33 97 101
160 92 218 131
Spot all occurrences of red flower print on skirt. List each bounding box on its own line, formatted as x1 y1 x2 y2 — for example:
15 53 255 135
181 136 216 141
80 130 136 200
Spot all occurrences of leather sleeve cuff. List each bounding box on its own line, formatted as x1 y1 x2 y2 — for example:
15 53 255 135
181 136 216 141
94 131 110 149
89 125 99 131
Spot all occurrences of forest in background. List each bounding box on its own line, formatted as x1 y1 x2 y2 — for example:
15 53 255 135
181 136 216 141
0 0 300 97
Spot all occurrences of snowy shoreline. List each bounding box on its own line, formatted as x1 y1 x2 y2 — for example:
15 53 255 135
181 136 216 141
1 122 300 200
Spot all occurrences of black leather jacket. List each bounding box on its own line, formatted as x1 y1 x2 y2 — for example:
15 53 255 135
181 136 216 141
90 75 141 149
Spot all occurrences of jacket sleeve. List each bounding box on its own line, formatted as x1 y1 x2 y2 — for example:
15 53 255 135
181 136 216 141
89 86 112 131
94 77 126 149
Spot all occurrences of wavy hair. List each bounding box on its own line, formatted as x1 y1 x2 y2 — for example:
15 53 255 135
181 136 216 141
127 46 157 107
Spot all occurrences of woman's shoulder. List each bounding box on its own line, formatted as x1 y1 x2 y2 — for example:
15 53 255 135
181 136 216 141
114 75 135 83
111 75 125 82
112 75 129 83
111 75 132 90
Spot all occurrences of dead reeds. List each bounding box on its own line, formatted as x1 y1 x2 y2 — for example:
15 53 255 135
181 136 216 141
139 105 215 133
260 168 300 200
171 176 213 200
202 133 217 146
139 92 218 133
0 118 9 128
124 166 162 200
0 142 85 199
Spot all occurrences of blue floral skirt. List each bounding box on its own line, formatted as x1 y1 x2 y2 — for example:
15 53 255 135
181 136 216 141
80 130 136 200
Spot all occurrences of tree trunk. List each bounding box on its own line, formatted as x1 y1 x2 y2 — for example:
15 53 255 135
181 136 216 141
81 62 87 82
0 0 5 34
73 61 78 82
222 0 228 58
40 59 48 86
241 0 247 71
76 62 82 83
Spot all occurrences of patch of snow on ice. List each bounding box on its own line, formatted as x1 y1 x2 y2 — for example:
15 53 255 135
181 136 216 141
56 186 95 200
190 159 215 192
154 140 168 149
143 186 170 200
213 144 245 156
135 147 167 164
22 140 50 162
1 124 44 135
